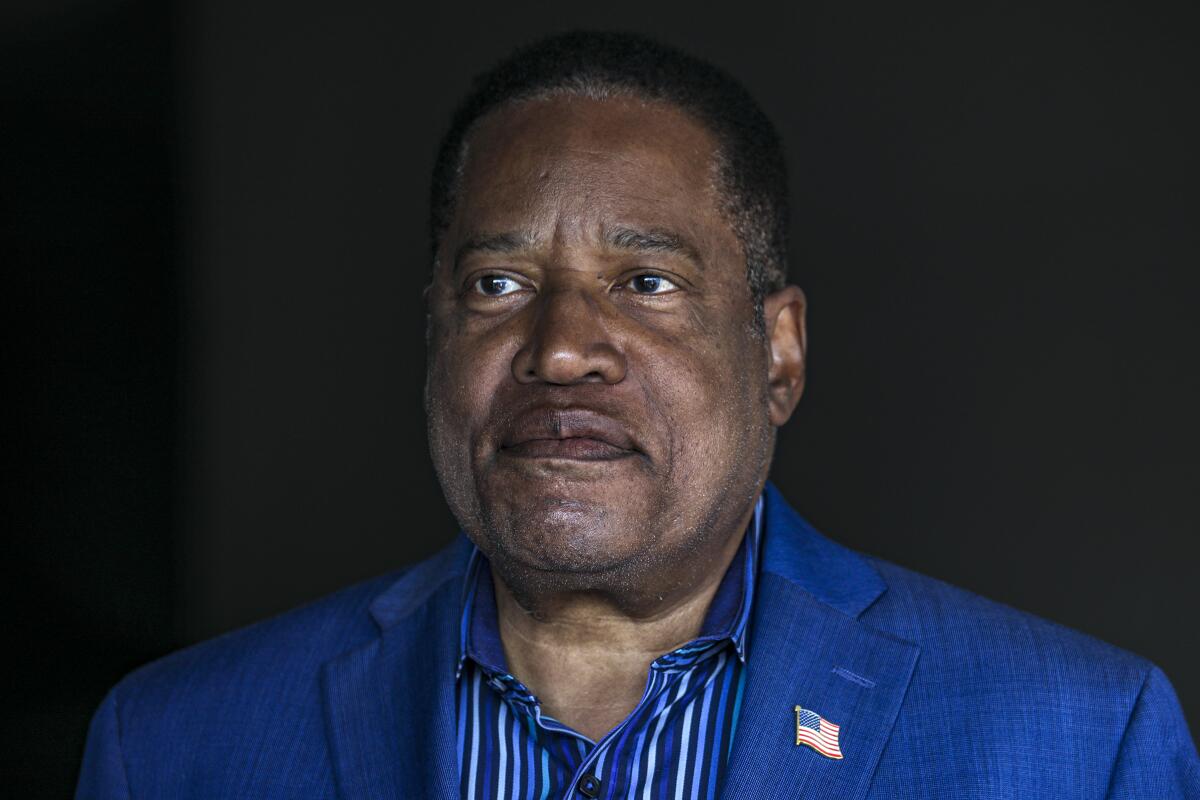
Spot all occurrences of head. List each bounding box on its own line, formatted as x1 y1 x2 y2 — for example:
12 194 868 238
423 31 807 610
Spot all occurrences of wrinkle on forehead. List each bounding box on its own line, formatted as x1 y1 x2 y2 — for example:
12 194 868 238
446 94 738 269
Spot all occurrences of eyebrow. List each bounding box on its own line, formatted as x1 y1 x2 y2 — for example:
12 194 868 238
453 230 537 271
452 226 704 270
604 226 703 268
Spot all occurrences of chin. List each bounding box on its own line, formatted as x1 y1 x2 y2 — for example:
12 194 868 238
483 495 654 579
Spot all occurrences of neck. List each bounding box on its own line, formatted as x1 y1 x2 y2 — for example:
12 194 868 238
490 507 753 742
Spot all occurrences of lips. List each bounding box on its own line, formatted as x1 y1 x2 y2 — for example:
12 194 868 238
498 407 639 461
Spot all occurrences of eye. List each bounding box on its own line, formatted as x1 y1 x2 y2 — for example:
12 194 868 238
472 274 523 297
626 273 679 295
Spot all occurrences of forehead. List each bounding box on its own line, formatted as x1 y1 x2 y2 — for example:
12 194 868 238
448 94 735 254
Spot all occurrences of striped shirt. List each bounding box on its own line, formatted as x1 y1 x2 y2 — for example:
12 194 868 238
455 496 763 800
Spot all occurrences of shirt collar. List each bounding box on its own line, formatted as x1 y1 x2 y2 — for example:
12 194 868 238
455 494 764 680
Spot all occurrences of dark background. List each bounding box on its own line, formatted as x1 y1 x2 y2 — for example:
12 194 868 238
6 0 1198 795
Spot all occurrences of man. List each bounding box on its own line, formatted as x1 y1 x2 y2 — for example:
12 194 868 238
77 31 1198 799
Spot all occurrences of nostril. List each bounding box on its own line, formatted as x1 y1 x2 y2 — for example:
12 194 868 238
512 342 626 386
510 293 627 385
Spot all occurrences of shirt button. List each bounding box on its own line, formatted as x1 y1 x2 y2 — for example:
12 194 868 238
577 773 602 798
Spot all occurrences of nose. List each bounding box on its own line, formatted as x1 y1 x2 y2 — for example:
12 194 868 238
511 287 627 385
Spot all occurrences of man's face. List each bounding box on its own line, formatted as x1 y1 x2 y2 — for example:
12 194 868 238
425 95 795 601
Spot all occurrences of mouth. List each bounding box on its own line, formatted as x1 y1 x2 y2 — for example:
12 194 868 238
498 407 640 462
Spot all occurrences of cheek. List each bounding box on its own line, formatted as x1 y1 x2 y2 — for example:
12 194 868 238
647 327 768 475
426 322 515 437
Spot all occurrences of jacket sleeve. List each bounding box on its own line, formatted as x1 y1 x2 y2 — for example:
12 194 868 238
1105 665 1200 799
75 689 132 800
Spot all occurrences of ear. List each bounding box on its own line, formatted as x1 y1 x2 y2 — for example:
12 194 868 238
762 285 807 427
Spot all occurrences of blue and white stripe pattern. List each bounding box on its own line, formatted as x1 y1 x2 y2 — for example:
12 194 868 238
455 497 763 800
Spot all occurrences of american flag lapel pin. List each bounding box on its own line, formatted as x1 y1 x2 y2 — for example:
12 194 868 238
794 705 844 759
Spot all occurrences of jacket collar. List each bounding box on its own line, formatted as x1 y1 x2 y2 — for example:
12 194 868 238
757 480 888 619
322 538 468 800
366 534 473 630
322 481 917 800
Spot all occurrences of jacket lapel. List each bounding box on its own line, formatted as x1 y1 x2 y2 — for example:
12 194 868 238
321 538 471 800
720 483 920 800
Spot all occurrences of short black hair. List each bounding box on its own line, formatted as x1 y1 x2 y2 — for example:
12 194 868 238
429 31 790 317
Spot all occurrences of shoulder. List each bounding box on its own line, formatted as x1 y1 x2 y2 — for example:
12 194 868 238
79 538 471 795
862 554 1160 754
103 540 464 741
108 534 471 712
80 569 408 797
109 568 404 722
858 556 1200 793
759 483 1160 702
864 554 1151 686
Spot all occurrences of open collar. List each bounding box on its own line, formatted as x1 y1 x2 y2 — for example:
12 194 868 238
322 482 917 800
454 494 766 683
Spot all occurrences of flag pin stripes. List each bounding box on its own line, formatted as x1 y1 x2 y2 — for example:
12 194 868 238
794 705 844 759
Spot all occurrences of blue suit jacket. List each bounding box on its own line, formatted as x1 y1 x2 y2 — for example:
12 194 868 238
77 483 1200 798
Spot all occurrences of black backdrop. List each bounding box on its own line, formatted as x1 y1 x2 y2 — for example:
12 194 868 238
7 0 1199 795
